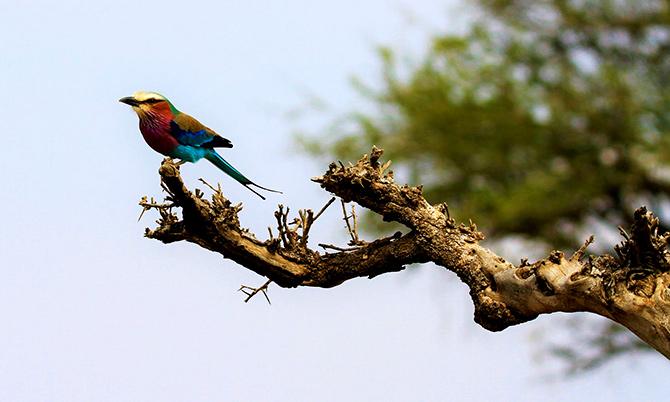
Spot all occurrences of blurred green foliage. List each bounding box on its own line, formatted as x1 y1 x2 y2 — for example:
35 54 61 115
302 0 670 250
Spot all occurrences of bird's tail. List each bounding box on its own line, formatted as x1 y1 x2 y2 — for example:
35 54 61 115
205 151 282 200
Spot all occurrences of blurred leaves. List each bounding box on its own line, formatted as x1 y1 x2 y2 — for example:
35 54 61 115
302 0 670 251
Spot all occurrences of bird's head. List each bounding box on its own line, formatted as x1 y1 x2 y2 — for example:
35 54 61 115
119 91 179 117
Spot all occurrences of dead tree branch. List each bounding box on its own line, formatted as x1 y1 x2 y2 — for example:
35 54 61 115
142 149 670 359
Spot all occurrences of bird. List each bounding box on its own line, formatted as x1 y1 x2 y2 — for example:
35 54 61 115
120 91 280 200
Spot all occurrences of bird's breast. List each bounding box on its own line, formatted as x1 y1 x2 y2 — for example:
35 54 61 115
139 118 179 156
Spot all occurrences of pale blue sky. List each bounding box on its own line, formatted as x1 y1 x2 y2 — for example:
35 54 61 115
0 0 666 401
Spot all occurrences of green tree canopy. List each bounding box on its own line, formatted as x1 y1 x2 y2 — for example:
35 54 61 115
304 0 670 250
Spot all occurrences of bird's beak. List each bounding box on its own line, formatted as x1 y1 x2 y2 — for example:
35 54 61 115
119 96 139 106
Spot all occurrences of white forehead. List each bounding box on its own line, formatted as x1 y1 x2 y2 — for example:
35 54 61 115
132 91 166 102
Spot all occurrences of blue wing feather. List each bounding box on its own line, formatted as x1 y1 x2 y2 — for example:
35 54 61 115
169 113 232 148
169 120 217 147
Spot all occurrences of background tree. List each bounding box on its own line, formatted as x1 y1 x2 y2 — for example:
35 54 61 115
301 0 670 369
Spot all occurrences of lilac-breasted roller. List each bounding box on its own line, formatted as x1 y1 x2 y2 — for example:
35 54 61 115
120 91 280 199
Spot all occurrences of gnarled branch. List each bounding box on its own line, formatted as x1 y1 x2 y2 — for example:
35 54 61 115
142 148 670 359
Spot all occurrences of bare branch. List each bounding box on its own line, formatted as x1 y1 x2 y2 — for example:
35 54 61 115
142 151 670 360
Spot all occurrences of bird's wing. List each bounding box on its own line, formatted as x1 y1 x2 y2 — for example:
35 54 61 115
170 113 233 148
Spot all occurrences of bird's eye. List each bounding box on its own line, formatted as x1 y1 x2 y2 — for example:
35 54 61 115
143 98 163 104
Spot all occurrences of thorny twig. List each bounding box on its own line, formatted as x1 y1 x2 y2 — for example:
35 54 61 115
138 196 175 221
571 235 595 261
341 200 365 247
318 243 360 252
298 209 314 248
274 205 292 248
239 279 272 304
271 198 338 250
198 178 218 193
299 197 337 248
314 197 337 222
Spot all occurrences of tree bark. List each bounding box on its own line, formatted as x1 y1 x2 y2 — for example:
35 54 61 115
142 147 670 359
